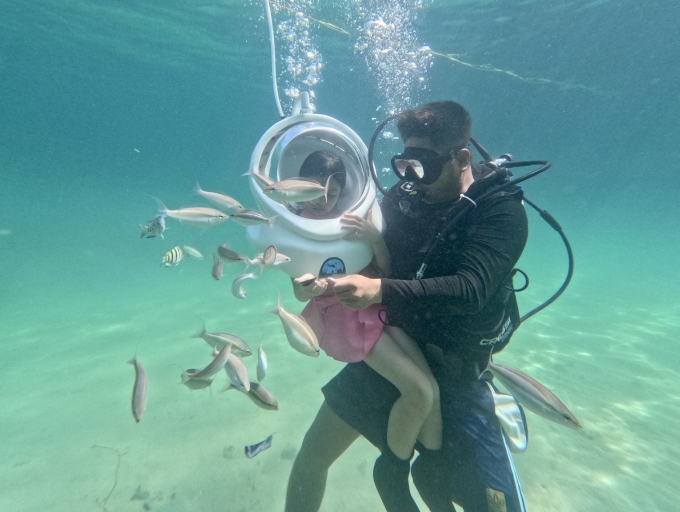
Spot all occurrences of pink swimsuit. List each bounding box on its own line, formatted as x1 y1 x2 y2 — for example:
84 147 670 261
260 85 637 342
298 208 385 363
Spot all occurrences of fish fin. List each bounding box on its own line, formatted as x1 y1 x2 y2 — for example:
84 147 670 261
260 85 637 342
193 180 203 196
267 215 278 228
127 358 136 365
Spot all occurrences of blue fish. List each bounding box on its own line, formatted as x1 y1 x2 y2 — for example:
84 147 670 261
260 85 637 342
245 435 273 459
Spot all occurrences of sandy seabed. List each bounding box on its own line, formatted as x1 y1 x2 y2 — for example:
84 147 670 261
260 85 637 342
1 238 679 512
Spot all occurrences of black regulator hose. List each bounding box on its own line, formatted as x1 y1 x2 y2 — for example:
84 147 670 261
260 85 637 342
519 197 574 323
368 113 401 197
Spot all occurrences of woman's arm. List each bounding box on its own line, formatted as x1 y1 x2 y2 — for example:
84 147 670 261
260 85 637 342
341 211 391 276
292 274 328 302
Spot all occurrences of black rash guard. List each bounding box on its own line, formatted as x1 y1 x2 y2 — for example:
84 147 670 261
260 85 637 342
379 163 528 361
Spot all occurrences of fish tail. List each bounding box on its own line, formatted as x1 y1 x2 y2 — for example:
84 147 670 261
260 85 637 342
127 358 136 365
193 181 203 196
267 215 279 229
154 197 168 217
267 291 283 315
191 322 206 339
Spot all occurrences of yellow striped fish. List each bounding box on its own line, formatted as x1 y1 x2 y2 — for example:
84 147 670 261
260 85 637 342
161 246 183 267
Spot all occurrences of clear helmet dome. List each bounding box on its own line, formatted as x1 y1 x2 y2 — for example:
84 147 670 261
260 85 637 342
246 114 382 278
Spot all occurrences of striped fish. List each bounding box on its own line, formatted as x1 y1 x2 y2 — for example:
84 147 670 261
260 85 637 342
140 215 165 239
488 362 582 430
245 435 273 459
161 246 183 267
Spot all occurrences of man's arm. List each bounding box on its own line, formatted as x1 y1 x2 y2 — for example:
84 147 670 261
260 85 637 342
381 196 528 314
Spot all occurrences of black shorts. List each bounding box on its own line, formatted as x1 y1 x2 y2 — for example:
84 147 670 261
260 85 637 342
322 361 527 512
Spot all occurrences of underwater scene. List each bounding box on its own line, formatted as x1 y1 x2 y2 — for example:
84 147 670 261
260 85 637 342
1 0 678 510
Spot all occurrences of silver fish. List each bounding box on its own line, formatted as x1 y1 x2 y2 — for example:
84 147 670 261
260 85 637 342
230 209 275 227
245 435 273 459
224 353 250 393
156 199 229 227
162 246 183 267
256 342 268 382
244 170 275 188
183 246 204 260
217 244 250 265
263 245 277 266
194 182 244 213
488 362 582 430
228 382 279 411
231 272 258 300
128 356 147 423
181 343 232 383
263 178 328 204
249 252 290 273
211 253 223 280
192 323 252 357
140 215 165 239
268 292 320 357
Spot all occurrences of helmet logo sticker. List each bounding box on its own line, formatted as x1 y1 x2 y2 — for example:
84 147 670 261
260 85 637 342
319 257 346 278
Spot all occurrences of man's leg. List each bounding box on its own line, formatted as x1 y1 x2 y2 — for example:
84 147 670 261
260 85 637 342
285 401 360 512
412 378 527 512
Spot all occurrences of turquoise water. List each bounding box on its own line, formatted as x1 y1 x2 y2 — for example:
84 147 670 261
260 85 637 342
1 1 679 510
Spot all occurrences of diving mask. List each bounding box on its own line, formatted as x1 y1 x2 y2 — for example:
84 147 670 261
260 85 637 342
391 147 458 185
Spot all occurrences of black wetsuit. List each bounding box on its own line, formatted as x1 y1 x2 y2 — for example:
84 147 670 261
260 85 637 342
322 163 529 512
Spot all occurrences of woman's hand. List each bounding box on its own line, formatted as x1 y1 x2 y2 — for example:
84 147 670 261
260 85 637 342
341 211 382 244
293 273 328 300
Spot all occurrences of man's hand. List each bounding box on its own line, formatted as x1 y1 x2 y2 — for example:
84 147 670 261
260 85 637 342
327 274 382 310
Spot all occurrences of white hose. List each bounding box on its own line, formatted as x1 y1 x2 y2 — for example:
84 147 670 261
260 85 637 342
264 0 285 118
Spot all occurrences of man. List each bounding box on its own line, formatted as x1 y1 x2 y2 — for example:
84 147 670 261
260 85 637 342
285 101 528 512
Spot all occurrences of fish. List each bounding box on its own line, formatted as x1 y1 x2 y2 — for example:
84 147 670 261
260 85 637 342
181 343 232 383
216 244 251 265
262 177 329 204
224 353 251 393
488 362 582 430
181 372 214 390
243 170 275 188
231 272 258 300
227 381 279 411
156 199 229 227
162 246 183 267
192 323 253 357
245 434 273 459
268 292 320 357
183 246 204 260
128 356 147 423
262 245 277 266
248 252 291 273
140 215 166 239
256 342 268 382
230 209 275 227
194 182 244 213
211 253 223 280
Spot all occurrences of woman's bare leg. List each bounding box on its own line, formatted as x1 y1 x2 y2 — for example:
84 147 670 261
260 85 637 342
384 326 442 450
285 401 360 512
364 331 434 460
